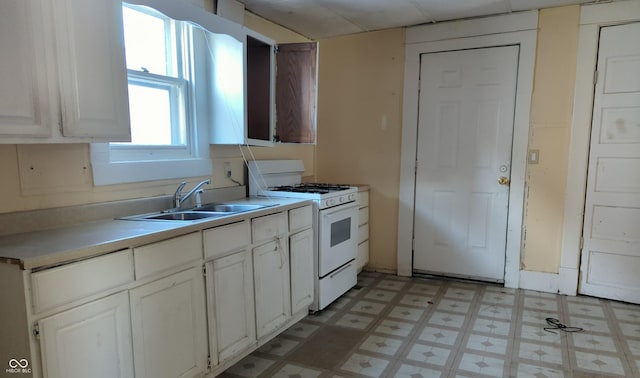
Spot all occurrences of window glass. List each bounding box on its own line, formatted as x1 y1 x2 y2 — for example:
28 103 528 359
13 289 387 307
122 6 175 77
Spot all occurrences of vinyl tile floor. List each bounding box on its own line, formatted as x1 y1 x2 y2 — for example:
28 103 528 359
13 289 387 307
219 271 640 378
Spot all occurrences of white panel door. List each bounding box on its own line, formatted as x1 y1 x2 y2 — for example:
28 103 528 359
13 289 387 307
130 267 208 378
290 228 314 314
413 46 519 281
39 292 134 378
206 250 256 366
253 238 291 339
580 23 640 304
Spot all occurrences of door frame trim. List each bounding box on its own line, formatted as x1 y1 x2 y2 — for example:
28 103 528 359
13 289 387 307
397 12 538 289
559 1 640 296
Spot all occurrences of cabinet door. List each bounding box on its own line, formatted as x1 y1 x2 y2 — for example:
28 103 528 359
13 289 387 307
39 292 134 378
290 228 314 314
206 250 256 366
130 267 207 378
253 238 291 339
51 0 130 140
0 0 52 137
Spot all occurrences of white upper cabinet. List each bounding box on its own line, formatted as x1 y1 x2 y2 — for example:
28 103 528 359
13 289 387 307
0 0 53 138
0 0 131 143
52 0 130 140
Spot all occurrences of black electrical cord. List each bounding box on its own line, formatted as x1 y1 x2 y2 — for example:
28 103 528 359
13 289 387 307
544 317 584 334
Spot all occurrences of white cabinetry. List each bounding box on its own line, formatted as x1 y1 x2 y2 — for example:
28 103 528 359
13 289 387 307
38 292 134 378
356 188 370 272
0 0 52 138
290 228 314 313
203 220 255 367
130 267 207 378
253 237 291 339
0 0 130 142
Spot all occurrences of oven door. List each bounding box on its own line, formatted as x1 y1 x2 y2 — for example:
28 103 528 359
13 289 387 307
318 202 359 277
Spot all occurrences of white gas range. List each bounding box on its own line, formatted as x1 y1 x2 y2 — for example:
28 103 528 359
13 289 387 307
248 160 359 311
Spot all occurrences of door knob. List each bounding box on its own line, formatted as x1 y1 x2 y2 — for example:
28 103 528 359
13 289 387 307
498 176 510 186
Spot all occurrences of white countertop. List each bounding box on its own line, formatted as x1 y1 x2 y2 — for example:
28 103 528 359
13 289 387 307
0 197 311 270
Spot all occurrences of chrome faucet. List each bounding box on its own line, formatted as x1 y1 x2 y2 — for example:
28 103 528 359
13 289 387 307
173 179 210 208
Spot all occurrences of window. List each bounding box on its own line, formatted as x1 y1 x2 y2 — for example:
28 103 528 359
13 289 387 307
91 3 211 185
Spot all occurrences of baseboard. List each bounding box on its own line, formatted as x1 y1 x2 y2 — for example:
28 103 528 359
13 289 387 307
519 270 559 294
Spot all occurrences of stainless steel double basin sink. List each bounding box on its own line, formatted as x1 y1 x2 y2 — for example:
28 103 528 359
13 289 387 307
121 203 275 222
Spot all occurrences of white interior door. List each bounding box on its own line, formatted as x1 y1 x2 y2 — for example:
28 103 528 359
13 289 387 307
413 46 519 282
580 22 640 304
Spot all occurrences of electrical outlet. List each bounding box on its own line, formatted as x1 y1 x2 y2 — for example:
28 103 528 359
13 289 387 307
224 162 232 177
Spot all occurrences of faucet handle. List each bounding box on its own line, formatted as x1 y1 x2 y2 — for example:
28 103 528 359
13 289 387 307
174 181 187 195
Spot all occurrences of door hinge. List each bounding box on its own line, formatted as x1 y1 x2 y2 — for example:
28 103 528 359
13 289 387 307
274 45 279 54
207 355 212 369
33 323 40 340
593 70 599 85
202 265 207 277
580 237 584 249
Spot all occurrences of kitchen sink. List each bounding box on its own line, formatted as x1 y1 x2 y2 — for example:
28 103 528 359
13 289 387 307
120 202 276 222
191 203 273 213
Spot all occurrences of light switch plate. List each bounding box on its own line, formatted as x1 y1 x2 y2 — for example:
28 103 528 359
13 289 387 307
528 149 539 164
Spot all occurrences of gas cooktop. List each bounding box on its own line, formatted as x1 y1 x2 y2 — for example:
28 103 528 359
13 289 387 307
270 183 352 194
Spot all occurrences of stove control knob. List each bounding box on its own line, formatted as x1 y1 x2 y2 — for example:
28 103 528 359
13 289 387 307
328 199 336 207
339 196 345 203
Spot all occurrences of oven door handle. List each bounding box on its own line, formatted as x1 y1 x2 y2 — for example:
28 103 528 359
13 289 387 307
322 203 359 218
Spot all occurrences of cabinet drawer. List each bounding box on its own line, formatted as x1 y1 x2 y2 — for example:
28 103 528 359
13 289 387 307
134 232 202 280
289 205 312 232
358 223 369 244
204 220 250 259
358 191 369 207
31 249 134 313
251 212 287 244
358 207 369 226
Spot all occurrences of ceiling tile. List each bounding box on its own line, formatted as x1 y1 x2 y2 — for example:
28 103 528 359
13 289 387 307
413 0 510 21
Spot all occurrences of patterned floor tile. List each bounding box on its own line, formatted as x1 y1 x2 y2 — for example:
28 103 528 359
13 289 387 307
374 319 415 337
258 337 300 357
350 300 388 316
571 333 617 352
444 287 476 301
271 363 322 378
457 353 506 377
436 299 471 314
284 322 320 338
573 351 625 376
477 304 513 320
518 341 564 365
515 363 566 378
375 279 407 291
388 305 425 321
523 297 558 312
221 272 640 378
466 334 508 355
399 293 434 307
225 355 276 377
612 307 640 323
394 363 446 377
481 291 516 306
405 343 452 366
520 324 562 344
618 321 640 338
340 353 390 377
428 311 466 329
363 289 397 303
472 318 511 336
334 313 375 330
419 326 460 346
566 302 606 318
359 335 403 356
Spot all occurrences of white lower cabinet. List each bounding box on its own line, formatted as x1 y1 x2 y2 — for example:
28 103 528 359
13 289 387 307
38 291 134 378
129 267 208 378
290 228 314 314
253 238 291 339
206 250 256 366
